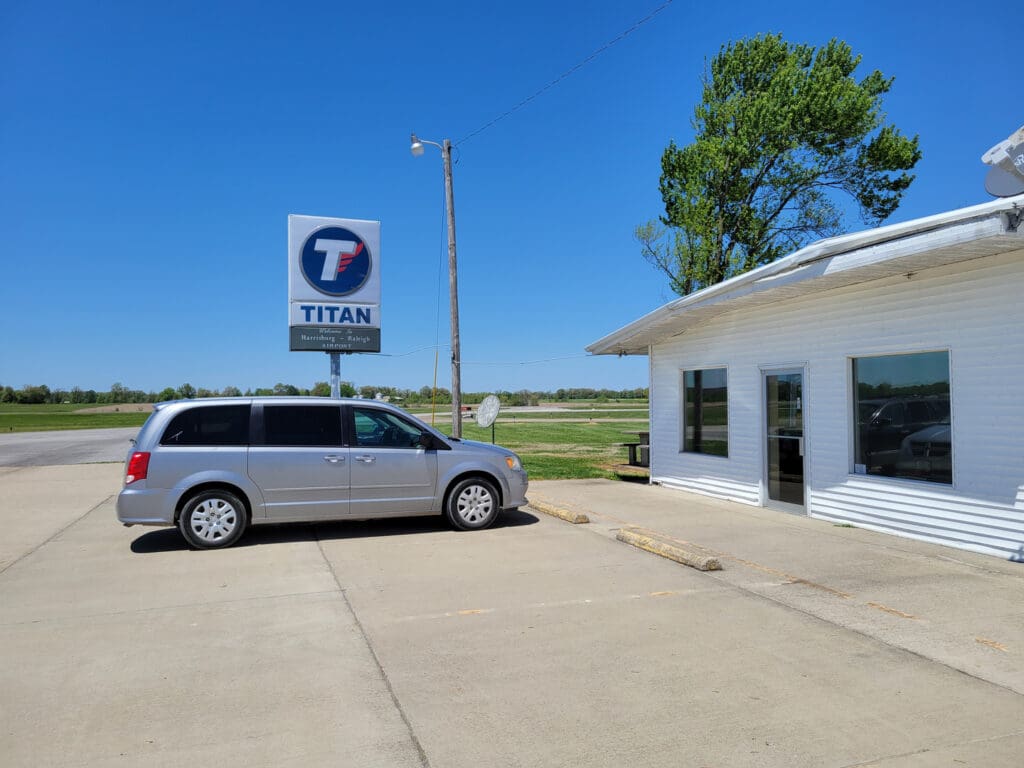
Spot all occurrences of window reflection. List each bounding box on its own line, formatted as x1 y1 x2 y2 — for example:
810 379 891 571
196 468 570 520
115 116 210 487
853 352 951 484
683 368 728 457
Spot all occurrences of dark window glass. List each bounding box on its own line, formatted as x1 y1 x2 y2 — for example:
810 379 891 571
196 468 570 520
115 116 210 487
683 368 728 457
161 405 250 446
263 405 341 446
353 407 426 449
853 351 951 484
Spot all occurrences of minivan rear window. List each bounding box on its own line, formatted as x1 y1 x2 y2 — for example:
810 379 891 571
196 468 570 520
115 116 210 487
263 405 342 446
161 405 251 446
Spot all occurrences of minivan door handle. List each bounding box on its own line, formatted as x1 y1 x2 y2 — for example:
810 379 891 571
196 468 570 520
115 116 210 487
323 454 345 464
355 455 375 464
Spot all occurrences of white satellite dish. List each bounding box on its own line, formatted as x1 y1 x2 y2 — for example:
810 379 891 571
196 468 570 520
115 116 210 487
476 395 501 429
982 125 1024 197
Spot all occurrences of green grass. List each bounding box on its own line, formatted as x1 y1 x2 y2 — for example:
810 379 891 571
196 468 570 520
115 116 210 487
429 411 647 422
0 405 150 432
457 421 649 480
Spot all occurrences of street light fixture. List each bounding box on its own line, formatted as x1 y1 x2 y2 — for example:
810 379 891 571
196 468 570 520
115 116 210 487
410 132 463 437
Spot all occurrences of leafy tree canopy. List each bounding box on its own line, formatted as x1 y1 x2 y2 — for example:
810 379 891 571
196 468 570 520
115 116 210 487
640 33 921 296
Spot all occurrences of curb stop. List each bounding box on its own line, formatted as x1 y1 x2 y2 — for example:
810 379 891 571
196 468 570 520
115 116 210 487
617 527 721 571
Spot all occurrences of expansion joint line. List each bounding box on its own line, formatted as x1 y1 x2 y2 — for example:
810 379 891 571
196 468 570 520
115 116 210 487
0 494 114 575
314 533 432 768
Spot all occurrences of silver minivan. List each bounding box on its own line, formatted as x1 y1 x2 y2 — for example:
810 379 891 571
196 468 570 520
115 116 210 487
117 397 528 548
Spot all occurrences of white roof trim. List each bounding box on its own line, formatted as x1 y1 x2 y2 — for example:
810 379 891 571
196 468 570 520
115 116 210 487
588 194 1024 356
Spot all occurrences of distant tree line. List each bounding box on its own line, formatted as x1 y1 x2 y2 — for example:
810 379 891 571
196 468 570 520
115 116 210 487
1 382 648 406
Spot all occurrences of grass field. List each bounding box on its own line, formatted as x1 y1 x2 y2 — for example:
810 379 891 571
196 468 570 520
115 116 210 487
0 404 150 432
0 402 650 480
458 420 648 480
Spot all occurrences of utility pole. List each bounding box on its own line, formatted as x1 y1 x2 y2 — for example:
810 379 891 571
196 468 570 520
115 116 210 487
442 139 462 438
411 133 462 438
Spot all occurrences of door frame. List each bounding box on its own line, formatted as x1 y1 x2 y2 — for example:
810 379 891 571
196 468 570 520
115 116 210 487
760 365 808 515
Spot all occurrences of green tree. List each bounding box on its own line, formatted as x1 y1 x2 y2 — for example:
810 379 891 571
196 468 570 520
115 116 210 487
177 383 196 399
109 382 127 403
157 387 177 402
640 34 921 296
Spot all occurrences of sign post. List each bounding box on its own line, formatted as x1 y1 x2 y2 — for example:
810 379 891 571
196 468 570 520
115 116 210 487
288 215 381 396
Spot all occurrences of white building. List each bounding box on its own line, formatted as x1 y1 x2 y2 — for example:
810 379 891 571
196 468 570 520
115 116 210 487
588 195 1024 560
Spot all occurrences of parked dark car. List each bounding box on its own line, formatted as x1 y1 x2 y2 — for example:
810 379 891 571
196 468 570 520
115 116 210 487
857 396 949 474
895 420 952 483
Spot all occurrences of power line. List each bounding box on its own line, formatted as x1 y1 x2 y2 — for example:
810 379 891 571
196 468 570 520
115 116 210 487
375 346 598 367
455 0 675 147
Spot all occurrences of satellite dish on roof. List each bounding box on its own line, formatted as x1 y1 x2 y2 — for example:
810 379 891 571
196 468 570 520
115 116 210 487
476 395 501 428
982 125 1024 197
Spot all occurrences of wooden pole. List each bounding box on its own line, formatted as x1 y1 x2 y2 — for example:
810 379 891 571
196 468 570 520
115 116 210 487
442 139 462 438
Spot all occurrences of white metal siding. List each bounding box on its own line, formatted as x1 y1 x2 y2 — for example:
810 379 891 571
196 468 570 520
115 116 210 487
649 249 1024 560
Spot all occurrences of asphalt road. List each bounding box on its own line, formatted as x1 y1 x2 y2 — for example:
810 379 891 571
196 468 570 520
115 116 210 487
3 452 1024 766
0 427 137 467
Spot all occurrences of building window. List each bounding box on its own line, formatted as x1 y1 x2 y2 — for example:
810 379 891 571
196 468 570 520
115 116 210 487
852 351 951 484
682 368 728 457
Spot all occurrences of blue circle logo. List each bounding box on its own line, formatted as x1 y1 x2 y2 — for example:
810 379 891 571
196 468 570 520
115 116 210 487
300 226 372 296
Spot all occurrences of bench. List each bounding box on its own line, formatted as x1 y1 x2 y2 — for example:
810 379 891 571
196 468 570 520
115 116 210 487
619 442 650 468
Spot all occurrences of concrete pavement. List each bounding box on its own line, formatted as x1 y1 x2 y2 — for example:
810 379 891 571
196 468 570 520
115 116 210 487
529 479 1024 697
3 467 1024 766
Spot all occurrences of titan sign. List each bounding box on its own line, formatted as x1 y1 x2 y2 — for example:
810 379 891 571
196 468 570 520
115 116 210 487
288 215 381 352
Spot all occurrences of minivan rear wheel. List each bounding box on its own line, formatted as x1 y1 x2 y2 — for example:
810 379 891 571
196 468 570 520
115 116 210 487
445 477 499 531
179 490 247 549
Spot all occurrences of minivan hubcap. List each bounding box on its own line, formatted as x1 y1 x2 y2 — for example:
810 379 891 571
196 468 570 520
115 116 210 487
456 485 493 524
189 498 237 541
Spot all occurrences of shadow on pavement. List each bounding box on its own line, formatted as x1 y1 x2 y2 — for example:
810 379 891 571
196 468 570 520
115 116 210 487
130 508 540 553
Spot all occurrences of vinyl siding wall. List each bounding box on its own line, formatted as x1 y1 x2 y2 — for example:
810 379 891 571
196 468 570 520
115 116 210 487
649 249 1024 560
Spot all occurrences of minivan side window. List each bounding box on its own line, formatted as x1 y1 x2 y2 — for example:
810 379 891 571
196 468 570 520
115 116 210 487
353 407 427 448
263 405 342 446
160 405 251 446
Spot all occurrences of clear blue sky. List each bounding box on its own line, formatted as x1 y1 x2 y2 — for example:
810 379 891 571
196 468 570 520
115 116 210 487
1 1 1017 395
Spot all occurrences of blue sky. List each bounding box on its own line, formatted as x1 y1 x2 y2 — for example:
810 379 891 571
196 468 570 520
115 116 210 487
0 1 1017 395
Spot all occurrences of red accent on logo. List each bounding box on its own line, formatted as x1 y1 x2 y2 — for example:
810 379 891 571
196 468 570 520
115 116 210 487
337 242 364 274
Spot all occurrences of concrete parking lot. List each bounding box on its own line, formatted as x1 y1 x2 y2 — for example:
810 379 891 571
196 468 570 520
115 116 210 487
3 459 1024 767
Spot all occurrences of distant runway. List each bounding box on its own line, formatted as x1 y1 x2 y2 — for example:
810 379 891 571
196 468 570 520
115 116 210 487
0 428 137 467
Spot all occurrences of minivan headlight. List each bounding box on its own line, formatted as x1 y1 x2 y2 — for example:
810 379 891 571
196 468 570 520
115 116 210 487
504 455 522 471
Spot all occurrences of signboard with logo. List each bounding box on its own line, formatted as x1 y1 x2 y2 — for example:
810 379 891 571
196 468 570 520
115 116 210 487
288 215 381 352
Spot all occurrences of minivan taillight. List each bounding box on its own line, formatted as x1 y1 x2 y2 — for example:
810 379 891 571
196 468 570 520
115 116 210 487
126 452 150 484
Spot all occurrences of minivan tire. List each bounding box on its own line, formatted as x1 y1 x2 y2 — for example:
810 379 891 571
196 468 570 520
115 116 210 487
178 489 248 549
445 477 499 531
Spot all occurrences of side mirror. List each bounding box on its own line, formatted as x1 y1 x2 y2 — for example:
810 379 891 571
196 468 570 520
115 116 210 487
417 433 435 449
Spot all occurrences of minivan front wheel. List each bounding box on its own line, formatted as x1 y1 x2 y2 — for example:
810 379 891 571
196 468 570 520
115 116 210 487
179 490 247 549
445 477 499 531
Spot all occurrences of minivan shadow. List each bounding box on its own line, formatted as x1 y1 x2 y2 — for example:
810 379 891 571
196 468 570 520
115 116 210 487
129 508 540 553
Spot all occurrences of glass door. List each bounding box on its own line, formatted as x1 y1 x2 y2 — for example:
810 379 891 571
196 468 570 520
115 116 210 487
764 370 805 509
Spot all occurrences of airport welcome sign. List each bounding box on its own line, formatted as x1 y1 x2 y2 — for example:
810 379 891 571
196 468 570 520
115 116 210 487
288 215 381 352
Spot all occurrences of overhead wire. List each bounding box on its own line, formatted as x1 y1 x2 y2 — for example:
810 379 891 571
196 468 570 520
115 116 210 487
402 2 675 384
455 0 676 147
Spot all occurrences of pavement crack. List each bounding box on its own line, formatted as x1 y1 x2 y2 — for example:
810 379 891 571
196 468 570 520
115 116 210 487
837 727 1024 767
315 532 431 768
0 493 114 575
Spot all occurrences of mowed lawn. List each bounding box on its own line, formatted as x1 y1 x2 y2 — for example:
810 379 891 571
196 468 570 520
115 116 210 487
0 404 150 432
0 402 649 480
